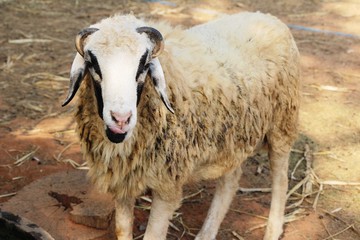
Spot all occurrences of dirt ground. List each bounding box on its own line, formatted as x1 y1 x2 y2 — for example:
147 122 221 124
0 0 359 239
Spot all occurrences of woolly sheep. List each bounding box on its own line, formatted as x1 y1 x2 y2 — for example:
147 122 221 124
62 11 300 240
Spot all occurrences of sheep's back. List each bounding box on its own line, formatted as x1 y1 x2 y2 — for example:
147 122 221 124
156 12 300 181
169 11 299 102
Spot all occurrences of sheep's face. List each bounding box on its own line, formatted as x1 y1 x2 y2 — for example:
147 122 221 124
62 24 174 144
87 46 148 143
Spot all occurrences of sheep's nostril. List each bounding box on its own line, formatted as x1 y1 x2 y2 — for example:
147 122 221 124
125 115 131 125
111 114 117 123
110 111 132 127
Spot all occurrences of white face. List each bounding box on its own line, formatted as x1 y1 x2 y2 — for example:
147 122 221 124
84 44 150 143
65 25 174 144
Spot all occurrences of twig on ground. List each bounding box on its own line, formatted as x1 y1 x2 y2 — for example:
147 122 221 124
312 183 323 210
8 38 52 44
319 180 360 186
322 209 360 237
172 216 187 239
245 209 307 233
286 175 310 199
320 217 334 240
14 147 39 166
291 148 304 154
0 192 17 198
230 208 268 220
134 233 144 240
135 196 152 210
169 221 180 232
182 188 204 201
330 208 342 214
54 142 76 161
140 196 152 203
54 143 88 169
322 224 354 240
286 190 320 209
12 176 24 180
238 187 271 193
231 231 245 240
245 222 267 233
303 144 313 195
291 157 304 180
175 216 196 238
313 151 346 162
32 156 42 164
135 205 151 211
284 208 307 222
61 159 88 170
310 84 351 93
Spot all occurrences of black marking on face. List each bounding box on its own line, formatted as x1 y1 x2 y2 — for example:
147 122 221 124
92 79 104 119
135 49 149 81
106 127 127 143
137 82 144 106
88 51 102 79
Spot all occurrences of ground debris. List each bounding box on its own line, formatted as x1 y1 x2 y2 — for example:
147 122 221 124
69 194 114 229
48 191 83 211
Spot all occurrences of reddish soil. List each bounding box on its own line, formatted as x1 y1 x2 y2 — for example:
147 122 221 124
1 0 359 239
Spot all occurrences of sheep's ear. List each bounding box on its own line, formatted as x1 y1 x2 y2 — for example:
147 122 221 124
62 53 87 107
62 28 99 107
148 58 175 114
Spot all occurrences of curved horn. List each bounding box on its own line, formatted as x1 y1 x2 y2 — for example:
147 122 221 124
136 27 164 58
75 28 99 57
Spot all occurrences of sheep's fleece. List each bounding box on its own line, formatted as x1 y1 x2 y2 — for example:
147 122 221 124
65 11 300 240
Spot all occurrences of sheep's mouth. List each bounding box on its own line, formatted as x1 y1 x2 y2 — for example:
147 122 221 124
106 127 127 143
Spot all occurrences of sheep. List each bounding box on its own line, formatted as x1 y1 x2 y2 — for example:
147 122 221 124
62 11 300 240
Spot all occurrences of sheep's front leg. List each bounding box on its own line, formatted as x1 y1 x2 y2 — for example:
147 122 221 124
264 150 289 240
115 198 135 240
143 191 182 240
195 167 242 240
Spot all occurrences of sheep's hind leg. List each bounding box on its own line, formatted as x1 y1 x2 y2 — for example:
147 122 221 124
143 191 182 240
195 167 242 240
264 149 290 240
115 198 135 240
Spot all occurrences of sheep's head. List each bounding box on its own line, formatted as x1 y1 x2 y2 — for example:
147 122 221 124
62 18 174 144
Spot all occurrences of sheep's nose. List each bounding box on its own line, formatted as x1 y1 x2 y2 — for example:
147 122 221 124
110 111 132 127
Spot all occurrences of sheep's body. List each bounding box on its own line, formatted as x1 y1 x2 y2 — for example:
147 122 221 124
73 12 299 240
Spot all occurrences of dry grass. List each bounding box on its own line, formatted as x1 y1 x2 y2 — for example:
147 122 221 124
54 142 89 170
13 147 39 166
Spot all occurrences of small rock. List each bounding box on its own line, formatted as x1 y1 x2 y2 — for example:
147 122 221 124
69 191 114 229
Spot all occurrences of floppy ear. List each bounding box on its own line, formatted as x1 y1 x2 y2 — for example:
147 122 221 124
62 28 98 107
148 58 175 114
62 53 87 106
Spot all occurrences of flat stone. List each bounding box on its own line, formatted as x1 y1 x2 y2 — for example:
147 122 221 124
69 189 114 229
0 170 115 240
